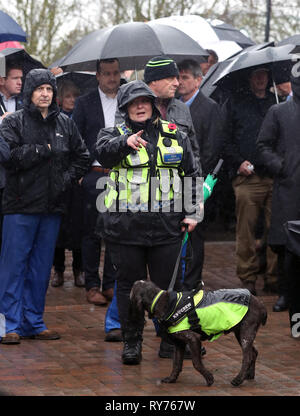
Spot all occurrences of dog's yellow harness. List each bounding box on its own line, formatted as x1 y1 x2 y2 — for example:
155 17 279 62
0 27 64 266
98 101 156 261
153 288 250 342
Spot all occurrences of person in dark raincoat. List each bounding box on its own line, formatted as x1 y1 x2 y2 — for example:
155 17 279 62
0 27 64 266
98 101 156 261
51 80 85 288
94 80 199 365
256 72 300 324
222 67 278 296
0 69 90 344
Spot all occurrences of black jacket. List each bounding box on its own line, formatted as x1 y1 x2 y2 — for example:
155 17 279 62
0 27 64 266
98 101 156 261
0 69 90 215
94 81 199 246
189 89 224 177
222 89 276 180
72 88 105 162
256 76 300 246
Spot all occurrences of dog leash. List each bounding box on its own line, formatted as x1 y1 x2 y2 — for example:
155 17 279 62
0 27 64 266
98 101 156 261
167 223 189 292
167 159 224 292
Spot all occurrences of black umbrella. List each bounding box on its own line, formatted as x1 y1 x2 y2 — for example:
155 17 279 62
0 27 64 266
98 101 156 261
212 44 295 95
0 11 27 43
58 21 208 72
55 71 98 95
200 42 274 100
0 47 45 78
210 22 255 48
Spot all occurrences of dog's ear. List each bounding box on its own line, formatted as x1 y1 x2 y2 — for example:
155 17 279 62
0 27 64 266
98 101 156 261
150 291 170 320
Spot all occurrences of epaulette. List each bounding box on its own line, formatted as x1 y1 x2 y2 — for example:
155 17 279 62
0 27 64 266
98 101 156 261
117 122 132 135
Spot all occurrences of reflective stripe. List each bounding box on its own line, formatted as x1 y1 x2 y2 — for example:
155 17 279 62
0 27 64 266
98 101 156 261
105 121 184 209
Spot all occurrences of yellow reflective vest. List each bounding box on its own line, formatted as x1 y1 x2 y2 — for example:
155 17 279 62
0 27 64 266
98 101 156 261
105 120 184 210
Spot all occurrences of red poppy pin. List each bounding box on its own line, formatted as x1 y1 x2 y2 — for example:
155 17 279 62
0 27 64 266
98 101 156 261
168 123 177 131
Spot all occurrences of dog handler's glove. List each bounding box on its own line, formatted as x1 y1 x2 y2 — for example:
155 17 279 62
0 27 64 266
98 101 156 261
203 174 218 202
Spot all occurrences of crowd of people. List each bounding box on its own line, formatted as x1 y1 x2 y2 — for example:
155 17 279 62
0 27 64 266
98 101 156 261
0 44 299 367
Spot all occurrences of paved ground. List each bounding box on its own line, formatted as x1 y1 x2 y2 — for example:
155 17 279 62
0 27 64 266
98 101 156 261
0 241 299 400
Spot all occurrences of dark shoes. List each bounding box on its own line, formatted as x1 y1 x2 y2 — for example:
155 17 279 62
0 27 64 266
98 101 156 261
273 295 288 312
240 280 257 296
86 287 107 306
158 340 206 359
2 329 60 344
105 328 122 342
73 269 85 287
1 332 21 344
51 271 64 287
122 339 142 365
22 329 61 340
102 287 114 302
52 270 85 287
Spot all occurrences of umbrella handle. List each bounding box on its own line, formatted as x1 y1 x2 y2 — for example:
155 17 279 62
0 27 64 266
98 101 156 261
272 79 279 104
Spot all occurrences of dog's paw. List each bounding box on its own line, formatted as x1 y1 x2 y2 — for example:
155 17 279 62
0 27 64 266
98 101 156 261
205 372 214 386
161 376 176 384
231 376 243 387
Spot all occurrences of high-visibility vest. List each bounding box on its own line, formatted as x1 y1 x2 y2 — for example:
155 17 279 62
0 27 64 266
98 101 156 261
105 120 184 210
157 288 250 342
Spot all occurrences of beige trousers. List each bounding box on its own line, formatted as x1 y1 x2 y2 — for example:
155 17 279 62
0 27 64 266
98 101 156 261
232 174 277 284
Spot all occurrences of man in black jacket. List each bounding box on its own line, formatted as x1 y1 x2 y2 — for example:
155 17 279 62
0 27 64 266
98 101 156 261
223 67 278 296
72 58 120 307
0 69 90 345
256 72 300 317
177 59 224 291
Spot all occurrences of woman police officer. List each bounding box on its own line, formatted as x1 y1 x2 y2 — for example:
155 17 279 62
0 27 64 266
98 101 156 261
94 80 200 364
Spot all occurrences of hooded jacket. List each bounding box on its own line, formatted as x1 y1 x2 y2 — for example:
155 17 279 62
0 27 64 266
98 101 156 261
256 75 300 245
94 81 199 246
0 69 90 215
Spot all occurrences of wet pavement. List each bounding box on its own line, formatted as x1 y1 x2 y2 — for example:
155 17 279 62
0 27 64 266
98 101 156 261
0 241 299 400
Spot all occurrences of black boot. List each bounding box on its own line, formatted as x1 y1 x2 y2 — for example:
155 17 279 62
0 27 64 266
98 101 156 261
122 330 143 365
273 295 289 312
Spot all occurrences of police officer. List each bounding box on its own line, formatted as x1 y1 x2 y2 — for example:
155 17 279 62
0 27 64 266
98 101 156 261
94 80 199 365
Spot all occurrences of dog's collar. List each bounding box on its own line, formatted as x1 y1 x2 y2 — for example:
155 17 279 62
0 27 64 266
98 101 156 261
150 290 164 315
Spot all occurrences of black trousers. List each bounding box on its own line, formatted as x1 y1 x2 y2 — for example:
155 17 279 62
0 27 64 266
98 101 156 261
106 241 182 330
81 170 115 291
182 222 205 291
53 247 82 273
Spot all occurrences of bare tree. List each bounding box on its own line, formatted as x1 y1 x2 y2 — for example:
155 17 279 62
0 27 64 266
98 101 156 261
0 0 91 65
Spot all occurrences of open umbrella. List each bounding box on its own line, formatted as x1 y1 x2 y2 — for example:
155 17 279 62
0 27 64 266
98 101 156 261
55 71 98 96
0 11 27 43
200 42 275 99
212 44 295 98
277 34 300 47
152 15 254 61
58 21 208 73
0 47 45 78
209 20 255 49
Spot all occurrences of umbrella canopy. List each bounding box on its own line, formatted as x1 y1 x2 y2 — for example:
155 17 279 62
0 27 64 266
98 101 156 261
212 44 295 93
277 34 300 47
152 15 254 61
0 40 24 52
55 71 98 96
209 20 255 48
0 10 27 43
200 42 275 99
0 48 45 78
58 21 209 72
